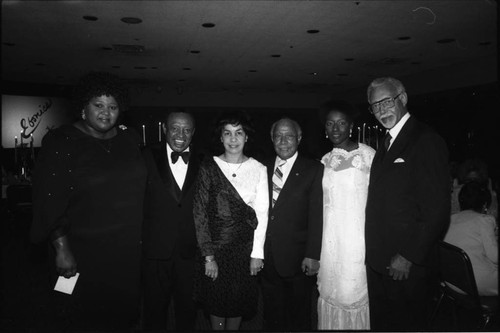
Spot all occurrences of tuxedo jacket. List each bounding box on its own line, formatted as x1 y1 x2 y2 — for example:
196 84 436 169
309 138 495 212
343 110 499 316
365 116 450 275
265 154 324 277
142 143 201 260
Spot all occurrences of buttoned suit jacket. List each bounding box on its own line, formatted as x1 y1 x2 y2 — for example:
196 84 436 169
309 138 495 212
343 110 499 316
142 142 200 260
265 154 324 277
365 116 450 275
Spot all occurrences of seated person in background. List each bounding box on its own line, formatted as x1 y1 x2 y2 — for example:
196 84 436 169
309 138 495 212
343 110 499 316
444 181 498 296
451 158 498 221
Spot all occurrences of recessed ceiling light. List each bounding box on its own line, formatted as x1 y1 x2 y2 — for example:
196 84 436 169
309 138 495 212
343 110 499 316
121 17 142 24
271 54 281 58
397 36 412 41
190 50 201 54
202 23 216 28
83 15 98 21
183 67 192 71
248 70 257 73
307 29 320 34
309 72 317 76
436 38 455 44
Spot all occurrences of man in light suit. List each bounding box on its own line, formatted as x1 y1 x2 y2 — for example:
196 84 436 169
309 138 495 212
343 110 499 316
365 77 450 330
261 117 323 331
141 111 200 331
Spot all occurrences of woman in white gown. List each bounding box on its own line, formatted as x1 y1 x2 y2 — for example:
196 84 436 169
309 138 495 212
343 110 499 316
317 101 375 330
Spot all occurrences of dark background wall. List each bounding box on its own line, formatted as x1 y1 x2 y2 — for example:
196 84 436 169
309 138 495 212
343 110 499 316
2 80 499 188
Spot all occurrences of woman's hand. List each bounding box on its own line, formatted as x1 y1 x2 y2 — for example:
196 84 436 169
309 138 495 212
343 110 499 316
205 256 218 281
53 236 77 278
250 258 264 276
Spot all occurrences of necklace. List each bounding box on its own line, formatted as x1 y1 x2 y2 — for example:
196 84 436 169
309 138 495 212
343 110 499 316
226 161 243 177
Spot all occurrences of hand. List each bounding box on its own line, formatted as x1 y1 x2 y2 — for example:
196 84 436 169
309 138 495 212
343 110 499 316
205 257 218 281
53 236 77 278
387 253 412 280
301 257 319 276
250 258 264 276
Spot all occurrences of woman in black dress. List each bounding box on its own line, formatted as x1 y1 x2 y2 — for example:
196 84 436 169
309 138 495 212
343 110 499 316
31 72 147 331
193 112 269 330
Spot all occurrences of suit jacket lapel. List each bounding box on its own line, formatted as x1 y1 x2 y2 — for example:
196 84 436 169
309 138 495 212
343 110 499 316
153 145 181 202
179 154 198 200
371 117 416 184
271 155 304 211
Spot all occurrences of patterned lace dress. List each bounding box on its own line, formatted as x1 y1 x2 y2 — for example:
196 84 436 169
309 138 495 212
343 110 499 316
317 143 375 330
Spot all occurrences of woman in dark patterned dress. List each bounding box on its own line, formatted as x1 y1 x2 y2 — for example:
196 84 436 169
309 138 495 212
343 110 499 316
30 72 147 331
193 112 269 330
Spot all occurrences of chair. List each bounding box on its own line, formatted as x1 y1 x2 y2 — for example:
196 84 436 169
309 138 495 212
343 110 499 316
429 241 498 330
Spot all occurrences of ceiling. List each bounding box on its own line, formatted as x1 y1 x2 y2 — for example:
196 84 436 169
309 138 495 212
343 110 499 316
1 0 497 105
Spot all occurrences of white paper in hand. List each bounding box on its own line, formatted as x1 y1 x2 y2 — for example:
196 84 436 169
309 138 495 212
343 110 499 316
54 272 80 295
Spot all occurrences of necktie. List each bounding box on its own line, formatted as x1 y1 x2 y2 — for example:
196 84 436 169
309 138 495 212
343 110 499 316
384 133 392 151
379 133 392 160
171 151 190 164
272 159 286 208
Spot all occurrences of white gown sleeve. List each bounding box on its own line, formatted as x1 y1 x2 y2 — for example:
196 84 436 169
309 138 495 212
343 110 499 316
250 165 269 259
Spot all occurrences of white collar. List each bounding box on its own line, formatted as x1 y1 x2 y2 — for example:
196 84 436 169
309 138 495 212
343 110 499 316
388 112 411 142
275 151 298 168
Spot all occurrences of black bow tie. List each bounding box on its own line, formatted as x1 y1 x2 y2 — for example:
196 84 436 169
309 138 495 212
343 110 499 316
171 151 190 164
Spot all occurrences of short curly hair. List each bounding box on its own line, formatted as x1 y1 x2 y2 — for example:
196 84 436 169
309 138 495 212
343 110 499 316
458 180 492 212
71 71 129 118
214 110 255 138
318 99 359 125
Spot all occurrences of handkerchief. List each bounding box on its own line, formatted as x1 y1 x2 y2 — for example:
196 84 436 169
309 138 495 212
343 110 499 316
394 158 405 163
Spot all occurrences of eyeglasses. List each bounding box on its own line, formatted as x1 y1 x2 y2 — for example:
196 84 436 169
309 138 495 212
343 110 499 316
273 134 297 142
368 92 403 114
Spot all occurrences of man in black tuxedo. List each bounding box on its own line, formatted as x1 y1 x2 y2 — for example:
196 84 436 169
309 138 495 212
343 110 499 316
365 77 450 330
261 118 323 331
141 111 200 331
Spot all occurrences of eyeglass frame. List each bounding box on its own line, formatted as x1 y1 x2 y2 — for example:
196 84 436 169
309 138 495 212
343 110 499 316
368 91 404 115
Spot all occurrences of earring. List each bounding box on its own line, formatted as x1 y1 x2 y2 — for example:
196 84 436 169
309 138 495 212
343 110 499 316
325 133 328 139
81 110 86 120
350 127 353 137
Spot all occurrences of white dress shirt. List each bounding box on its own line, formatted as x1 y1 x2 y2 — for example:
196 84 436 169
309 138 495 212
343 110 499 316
273 151 298 185
166 144 189 189
387 112 411 150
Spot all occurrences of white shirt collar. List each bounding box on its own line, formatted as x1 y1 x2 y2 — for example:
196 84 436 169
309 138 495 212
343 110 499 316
166 143 190 164
388 112 411 148
274 151 298 168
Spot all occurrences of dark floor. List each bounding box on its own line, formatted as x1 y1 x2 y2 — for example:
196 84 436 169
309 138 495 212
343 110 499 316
1 201 498 332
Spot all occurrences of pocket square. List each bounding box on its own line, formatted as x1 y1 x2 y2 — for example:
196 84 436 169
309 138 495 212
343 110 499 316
394 158 405 163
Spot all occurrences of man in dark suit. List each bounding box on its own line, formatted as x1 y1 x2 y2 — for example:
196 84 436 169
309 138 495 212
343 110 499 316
261 117 323 331
365 77 450 330
141 111 200 331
